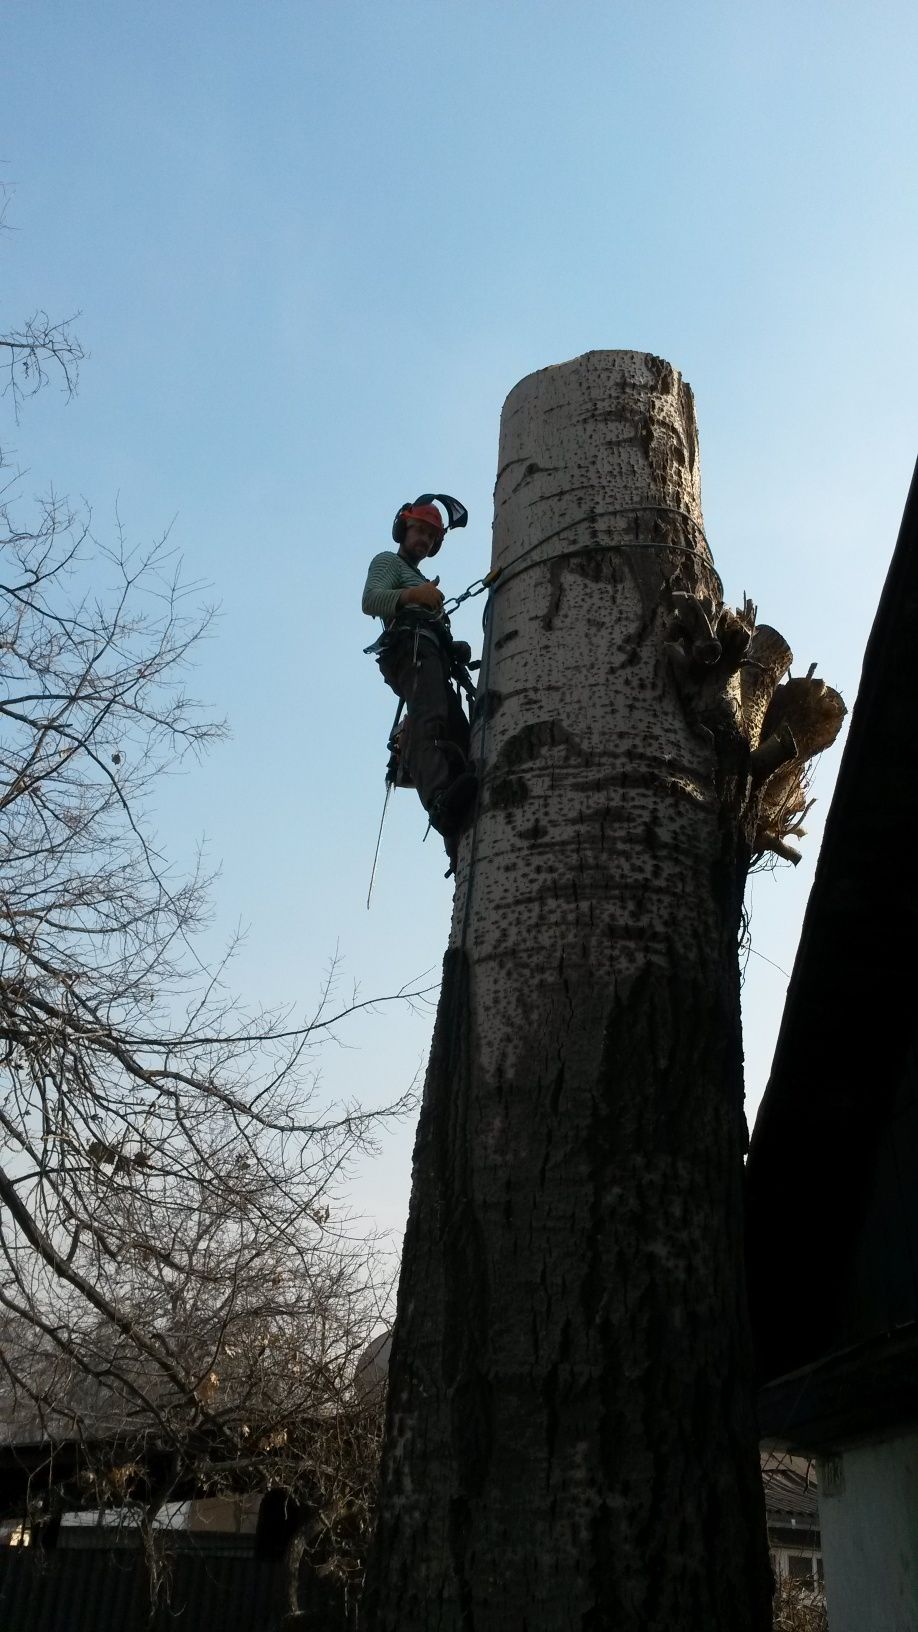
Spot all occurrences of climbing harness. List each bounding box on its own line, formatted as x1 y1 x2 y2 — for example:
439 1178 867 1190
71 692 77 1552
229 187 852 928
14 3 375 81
365 633 477 908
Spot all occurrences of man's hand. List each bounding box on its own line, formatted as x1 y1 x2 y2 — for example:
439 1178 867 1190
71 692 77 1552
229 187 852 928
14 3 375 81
400 579 444 612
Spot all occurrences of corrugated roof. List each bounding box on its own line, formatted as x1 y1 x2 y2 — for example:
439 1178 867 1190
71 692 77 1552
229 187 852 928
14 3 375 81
762 1457 819 1526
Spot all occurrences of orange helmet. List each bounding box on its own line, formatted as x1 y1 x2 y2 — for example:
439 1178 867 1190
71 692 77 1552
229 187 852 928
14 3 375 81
392 494 467 558
392 502 446 554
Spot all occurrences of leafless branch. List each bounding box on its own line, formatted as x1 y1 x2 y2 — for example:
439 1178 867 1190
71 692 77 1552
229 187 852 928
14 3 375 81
0 275 408 1599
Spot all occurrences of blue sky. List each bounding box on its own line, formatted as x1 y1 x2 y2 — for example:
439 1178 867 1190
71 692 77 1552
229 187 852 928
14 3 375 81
3 0 917 1238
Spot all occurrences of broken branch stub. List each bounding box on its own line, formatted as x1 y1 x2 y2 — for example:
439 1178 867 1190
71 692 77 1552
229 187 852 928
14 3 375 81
662 579 845 863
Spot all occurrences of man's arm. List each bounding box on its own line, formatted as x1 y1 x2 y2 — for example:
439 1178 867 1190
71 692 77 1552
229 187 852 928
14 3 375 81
362 553 444 619
362 553 407 619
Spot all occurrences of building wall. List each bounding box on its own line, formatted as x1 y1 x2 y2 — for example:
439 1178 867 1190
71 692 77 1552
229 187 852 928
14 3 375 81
818 1432 918 1632
187 1495 260 1534
769 1542 821 1587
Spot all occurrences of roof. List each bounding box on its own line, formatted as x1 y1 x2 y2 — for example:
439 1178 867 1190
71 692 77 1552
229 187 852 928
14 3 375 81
761 1453 819 1529
746 453 918 1388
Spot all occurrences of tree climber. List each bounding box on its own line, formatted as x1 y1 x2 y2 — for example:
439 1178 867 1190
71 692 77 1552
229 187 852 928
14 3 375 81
363 495 478 868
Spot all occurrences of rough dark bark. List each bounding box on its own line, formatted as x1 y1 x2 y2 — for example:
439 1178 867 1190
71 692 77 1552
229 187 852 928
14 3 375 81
365 352 843 1632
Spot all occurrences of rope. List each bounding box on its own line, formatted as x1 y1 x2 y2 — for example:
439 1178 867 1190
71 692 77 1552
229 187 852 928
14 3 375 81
443 503 722 617
456 591 494 955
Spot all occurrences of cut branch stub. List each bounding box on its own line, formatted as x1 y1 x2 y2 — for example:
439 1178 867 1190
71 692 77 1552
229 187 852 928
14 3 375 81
760 673 847 763
715 605 754 672
749 721 798 787
667 590 722 667
752 671 846 862
757 833 804 866
739 625 794 748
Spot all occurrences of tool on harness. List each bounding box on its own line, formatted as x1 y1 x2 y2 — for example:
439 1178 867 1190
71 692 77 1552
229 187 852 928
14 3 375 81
363 617 476 698
366 779 392 910
363 619 445 660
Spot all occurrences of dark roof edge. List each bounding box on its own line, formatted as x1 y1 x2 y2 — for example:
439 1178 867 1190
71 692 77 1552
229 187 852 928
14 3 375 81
751 449 918 1147
747 452 918 1380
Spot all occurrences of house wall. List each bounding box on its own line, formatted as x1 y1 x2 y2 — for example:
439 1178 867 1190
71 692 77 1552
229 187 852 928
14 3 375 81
187 1495 260 1534
817 1432 918 1632
769 1539 822 1590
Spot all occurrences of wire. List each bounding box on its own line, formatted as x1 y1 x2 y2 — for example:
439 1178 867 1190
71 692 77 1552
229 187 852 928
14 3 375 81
498 503 718 589
747 948 792 980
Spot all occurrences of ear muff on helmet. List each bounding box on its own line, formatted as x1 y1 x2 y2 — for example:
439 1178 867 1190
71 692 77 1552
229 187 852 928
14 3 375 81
392 502 434 547
392 493 468 557
391 503 410 547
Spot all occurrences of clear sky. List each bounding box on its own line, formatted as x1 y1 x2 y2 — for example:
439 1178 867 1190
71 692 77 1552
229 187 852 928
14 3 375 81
3 0 917 1241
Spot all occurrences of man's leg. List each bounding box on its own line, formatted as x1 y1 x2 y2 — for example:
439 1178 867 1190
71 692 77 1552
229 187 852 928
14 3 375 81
445 683 471 768
402 640 455 814
378 635 475 843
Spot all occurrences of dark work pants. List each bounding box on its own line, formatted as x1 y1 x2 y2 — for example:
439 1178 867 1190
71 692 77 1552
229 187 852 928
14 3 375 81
378 631 470 818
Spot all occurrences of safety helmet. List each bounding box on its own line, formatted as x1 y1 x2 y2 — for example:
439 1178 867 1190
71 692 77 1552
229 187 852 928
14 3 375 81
394 504 446 551
391 493 468 558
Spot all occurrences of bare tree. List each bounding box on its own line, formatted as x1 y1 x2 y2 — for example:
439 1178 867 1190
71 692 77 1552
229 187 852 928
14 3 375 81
0 247 417 1614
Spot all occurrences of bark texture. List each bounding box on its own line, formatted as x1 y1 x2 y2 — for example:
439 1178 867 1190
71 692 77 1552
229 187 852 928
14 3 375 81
366 352 842 1632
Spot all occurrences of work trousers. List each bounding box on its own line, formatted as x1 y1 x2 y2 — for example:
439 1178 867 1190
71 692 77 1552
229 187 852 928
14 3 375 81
377 630 470 818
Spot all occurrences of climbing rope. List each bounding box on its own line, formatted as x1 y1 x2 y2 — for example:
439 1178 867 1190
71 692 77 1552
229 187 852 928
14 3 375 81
456 590 495 956
442 503 722 619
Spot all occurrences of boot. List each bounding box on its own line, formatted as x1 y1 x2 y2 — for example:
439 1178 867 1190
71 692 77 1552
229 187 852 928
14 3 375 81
428 770 478 837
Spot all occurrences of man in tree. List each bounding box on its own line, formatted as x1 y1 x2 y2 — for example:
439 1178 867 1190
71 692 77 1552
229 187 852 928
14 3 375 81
363 496 477 864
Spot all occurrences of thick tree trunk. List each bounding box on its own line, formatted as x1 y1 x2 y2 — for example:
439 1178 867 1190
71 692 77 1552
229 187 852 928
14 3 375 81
366 352 812 1631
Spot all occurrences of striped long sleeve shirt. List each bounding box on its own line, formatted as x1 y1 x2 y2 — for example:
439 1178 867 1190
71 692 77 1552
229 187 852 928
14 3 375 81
362 550 432 625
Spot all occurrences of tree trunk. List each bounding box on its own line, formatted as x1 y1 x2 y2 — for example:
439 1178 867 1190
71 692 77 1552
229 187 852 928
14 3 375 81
366 351 835 1632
